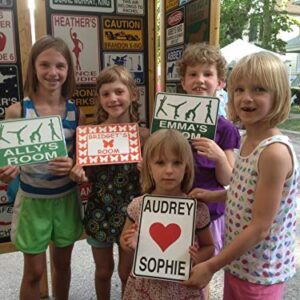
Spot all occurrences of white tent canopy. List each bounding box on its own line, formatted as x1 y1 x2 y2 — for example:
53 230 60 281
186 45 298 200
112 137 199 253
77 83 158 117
221 39 286 66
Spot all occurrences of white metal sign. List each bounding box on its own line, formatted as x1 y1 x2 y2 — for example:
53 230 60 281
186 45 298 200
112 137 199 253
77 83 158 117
0 116 67 167
133 195 196 281
151 92 219 140
116 0 144 15
52 14 100 84
50 0 114 13
0 9 16 63
103 52 144 84
76 123 142 166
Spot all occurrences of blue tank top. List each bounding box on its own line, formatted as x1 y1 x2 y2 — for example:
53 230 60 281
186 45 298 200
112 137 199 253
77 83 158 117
19 97 78 198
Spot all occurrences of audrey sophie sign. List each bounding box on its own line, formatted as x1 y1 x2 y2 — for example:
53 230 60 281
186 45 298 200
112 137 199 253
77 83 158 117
133 195 197 281
76 123 142 166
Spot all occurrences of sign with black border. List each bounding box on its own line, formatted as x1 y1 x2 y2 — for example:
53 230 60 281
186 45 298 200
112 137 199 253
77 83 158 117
151 92 219 140
133 195 196 281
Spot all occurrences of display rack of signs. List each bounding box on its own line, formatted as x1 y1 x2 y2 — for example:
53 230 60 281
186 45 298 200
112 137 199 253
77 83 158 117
45 0 148 125
164 0 210 93
0 0 23 120
0 0 23 243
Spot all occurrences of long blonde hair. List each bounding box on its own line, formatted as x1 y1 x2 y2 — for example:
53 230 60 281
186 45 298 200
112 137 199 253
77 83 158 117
227 52 290 127
95 65 140 124
141 129 194 194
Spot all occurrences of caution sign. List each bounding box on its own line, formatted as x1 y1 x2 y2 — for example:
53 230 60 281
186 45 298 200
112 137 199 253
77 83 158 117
165 0 179 12
133 195 196 281
166 7 184 47
0 9 16 63
0 65 21 119
104 52 144 84
151 92 219 140
0 0 13 8
50 0 114 13
166 46 183 82
102 16 143 51
76 123 142 166
117 0 145 15
52 14 99 84
0 116 67 167
185 0 210 44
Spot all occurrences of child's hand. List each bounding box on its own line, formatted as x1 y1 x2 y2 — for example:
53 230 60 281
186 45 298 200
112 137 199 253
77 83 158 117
182 261 214 289
48 156 74 176
69 164 88 184
122 223 138 250
191 138 226 163
0 165 20 183
189 244 201 266
188 188 214 204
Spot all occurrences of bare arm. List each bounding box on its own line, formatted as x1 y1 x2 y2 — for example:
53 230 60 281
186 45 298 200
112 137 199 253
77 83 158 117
5 102 22 119
184 143 292 288
120 218 137 252
191 138 234 185
189 188 227 204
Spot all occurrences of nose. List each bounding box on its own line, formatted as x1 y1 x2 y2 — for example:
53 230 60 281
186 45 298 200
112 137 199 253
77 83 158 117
165 163 174 173
242 89 253 102
195 73 205 83
48 66 58 76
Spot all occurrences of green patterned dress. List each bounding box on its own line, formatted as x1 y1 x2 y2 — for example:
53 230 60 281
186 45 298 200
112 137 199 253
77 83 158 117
84 163 140 243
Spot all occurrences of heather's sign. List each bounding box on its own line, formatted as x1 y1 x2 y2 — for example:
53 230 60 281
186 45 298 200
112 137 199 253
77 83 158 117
133 195 196 281
0 116 67 167
76 123 142 166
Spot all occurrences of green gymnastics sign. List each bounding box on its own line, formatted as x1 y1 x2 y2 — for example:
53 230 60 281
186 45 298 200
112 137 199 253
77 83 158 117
0 116 67 167
151 92 219 140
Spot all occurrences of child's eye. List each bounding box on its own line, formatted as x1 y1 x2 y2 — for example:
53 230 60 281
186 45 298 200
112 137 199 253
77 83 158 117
115 89 124 95
234 87 243 93
57 63 67 69
254 86 266 93
154 160 164 165
174 160 183 166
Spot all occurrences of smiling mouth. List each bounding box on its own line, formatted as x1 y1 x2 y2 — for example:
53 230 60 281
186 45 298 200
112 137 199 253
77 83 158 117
241 107 256 112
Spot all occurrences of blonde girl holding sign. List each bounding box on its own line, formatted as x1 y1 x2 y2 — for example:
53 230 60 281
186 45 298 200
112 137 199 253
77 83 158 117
120 129 214 300
70 65 149 299
0 35 83 300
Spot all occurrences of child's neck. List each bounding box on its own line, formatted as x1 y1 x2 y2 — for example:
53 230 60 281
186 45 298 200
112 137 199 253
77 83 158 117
32 89 66 117
103 115 131 124
242 126 281 155
152 188 186 198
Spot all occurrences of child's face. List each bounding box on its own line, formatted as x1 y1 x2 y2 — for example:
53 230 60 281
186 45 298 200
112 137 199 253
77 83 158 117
98 79 133 123
233 79 274 127
181 63 222 97
150 149 186 196
35 48 68 94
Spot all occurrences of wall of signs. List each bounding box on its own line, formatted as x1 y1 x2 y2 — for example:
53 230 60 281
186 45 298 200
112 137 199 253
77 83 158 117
42 0 152 126
164 0 219 93
0 0 24 243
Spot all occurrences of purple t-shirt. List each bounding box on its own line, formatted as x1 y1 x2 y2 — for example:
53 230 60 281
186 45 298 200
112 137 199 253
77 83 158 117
192 116 240 221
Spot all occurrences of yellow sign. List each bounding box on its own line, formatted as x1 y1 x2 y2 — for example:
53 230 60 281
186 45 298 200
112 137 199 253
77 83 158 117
165 0 179 12
102 16 143 50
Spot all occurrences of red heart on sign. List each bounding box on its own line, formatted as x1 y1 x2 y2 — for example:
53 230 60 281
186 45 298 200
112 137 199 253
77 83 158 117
149 223 181 252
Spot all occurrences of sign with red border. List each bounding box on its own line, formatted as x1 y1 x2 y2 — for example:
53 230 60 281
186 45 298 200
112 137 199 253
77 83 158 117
76 123 142 166
0 9 16 63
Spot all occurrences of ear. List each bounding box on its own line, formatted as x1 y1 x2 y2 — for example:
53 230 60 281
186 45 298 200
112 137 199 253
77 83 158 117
181 78 186 92
216 79 225 91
